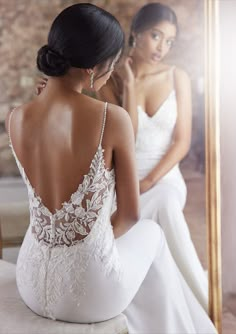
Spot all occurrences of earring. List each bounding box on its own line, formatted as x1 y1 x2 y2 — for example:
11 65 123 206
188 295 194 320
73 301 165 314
132 39 136 48
90 71 94 89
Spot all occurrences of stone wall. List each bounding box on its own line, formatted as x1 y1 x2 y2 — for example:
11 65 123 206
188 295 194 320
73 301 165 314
0 0 204 176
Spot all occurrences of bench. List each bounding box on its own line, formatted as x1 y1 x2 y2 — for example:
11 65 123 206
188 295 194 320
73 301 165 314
0 260 128 334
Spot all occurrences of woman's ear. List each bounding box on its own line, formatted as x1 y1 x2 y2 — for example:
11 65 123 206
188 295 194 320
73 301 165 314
86 68 94 75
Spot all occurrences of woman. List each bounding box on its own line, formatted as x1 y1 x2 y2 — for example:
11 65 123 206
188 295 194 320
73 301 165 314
8 3 216 333
97 2 208 311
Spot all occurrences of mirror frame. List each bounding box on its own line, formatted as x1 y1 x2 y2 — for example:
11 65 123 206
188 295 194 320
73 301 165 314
205 0 222 332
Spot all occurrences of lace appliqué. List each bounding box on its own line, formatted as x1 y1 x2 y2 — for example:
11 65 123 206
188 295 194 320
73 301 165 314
12 143 122 320
136 91 177 153
27 147 114 246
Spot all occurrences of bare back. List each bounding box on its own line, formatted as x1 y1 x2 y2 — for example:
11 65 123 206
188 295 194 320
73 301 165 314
8 91 113 214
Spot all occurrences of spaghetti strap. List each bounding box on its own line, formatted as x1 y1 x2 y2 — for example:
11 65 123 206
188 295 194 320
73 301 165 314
7 109 15 142
170 66 176 89
8 111 13 138
99 102 108 147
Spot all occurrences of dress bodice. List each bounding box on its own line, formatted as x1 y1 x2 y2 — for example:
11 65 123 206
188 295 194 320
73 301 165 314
11 142 115 247
135 88 178 180
136 89 177 160
9 103 121 320
9 102 115 248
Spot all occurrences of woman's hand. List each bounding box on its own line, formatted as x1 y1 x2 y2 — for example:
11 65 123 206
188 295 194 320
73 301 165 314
121 57 135 88
35 77 48 95
139 178 153 194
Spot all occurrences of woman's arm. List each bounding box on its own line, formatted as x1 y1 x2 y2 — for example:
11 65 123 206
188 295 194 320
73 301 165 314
107 104 140 238
121 58 138 136
98 59 138 137
140 68 192 194
97 77 121 105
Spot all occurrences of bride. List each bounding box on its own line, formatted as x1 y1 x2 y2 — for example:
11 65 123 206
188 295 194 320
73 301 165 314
98 2 208 311
18 3 216 333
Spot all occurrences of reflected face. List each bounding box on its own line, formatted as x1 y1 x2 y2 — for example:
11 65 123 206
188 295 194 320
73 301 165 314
134 21 177 64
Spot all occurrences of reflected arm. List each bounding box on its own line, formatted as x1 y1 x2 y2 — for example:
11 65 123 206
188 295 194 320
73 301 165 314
98 70 138 137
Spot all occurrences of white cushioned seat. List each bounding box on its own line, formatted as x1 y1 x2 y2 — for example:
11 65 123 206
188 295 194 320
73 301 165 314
0 260 128 334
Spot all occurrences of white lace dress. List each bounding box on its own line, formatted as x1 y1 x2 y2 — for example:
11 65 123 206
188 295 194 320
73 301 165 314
10 103 216 333
136 76 208 311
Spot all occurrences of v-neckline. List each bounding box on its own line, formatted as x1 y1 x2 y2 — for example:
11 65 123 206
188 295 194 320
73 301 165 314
138 89 175 119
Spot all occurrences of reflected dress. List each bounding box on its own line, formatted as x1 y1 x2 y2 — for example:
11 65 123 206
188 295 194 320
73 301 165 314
136 68 208 311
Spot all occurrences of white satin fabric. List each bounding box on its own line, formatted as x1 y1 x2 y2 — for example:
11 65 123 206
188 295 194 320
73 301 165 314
136 85 208 311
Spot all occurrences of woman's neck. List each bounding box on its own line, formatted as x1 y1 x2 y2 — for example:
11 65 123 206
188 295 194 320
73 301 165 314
46 68 85 94
131 56 164 80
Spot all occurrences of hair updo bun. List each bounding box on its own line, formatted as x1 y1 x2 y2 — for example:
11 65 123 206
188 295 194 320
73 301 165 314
37 45 70 77
35 4 124 78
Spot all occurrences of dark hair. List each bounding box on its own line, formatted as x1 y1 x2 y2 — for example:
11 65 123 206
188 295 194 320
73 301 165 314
37 3 125 77
129 2 178 47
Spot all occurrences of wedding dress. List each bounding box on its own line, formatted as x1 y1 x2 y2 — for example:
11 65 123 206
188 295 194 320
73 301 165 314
9 103 216 333
136 67 208 311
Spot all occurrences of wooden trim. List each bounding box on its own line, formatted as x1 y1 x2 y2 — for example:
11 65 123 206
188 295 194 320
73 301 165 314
2 237 24 248
205 0 222 332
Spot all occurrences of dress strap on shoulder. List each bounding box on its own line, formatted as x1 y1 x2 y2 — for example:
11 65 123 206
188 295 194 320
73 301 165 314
7 109 15 141
99 102 108 147
170 66 176 89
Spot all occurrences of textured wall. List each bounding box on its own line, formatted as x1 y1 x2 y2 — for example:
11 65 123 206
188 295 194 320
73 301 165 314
0 0 204 176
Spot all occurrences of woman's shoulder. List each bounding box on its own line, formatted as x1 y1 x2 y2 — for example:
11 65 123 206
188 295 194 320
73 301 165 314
172 66 190 83
162 65 191 92
106 103 133 141
107 103 130 124
171 66 192 101
75 94 129 128
97 71 123 106
5 102 32 133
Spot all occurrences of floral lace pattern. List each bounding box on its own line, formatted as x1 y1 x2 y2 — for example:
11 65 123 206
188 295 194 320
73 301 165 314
136 90 177 155
27 147 115 247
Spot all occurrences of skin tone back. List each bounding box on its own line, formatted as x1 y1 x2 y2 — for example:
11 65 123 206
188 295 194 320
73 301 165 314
6 61 140 239
98 20 192 194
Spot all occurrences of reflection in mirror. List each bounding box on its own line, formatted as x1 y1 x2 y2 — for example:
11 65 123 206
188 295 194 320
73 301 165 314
0 0 221 331
97 0 208 312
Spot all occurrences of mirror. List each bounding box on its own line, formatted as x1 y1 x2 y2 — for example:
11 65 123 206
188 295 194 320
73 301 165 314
0 0 222 331
205 0 222 332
